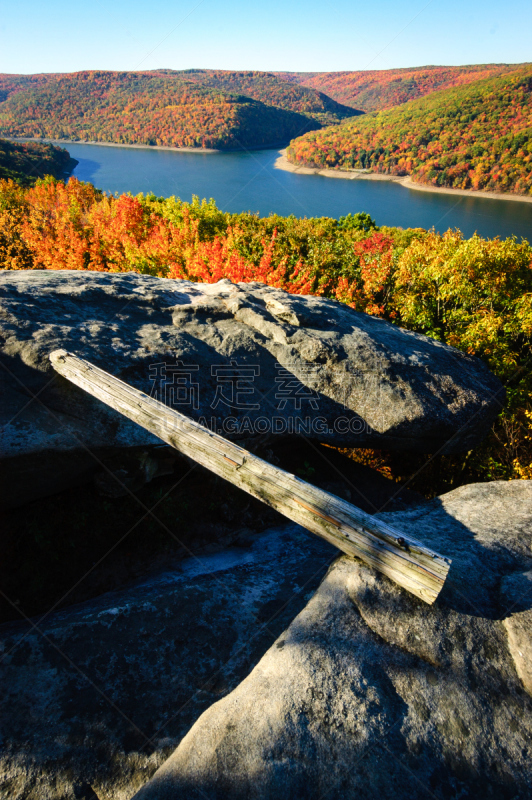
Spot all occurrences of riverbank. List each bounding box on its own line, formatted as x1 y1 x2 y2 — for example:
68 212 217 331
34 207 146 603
8 138 294 155
274 150 532 205
10 138 532 206
4 141 529 240
7 137 222 154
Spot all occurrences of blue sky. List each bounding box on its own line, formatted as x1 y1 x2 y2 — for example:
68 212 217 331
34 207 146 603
1 0 530 74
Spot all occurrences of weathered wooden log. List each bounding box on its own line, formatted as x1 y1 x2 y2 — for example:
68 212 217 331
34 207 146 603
49 349 451 604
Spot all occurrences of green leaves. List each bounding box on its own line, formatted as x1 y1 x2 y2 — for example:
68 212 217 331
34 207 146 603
337 212 377 232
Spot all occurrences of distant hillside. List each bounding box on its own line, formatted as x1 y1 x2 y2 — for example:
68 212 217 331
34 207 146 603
0 138 75 185
286 66 532 196
163 70 360 125
277 64 528 112
0 71 322 150
0 73 55 104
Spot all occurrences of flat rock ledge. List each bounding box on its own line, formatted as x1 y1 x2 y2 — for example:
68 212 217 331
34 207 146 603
0 270 503 506
135 480 532 800
0 525 337 800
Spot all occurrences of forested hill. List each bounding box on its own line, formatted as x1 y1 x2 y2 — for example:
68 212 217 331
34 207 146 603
0 73 56 104
162 70 360 125
0 70 360 151
277 64 528 112
0 138 75 185
287 65 532 196
0 71 326 150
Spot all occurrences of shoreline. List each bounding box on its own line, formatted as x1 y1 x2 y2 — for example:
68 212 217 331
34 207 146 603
8 137 293 155
7 137 222 154
274 150 532 205
9 137 532 206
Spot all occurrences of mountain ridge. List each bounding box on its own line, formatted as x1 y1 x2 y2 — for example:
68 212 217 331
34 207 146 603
276 63 530 111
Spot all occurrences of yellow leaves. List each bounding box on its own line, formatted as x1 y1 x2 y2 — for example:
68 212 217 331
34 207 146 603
390 228 532 377
513 459 532 479
515 292 532 337
510 411 532 479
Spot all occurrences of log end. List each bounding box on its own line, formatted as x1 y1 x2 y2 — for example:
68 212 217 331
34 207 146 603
49 348 69 366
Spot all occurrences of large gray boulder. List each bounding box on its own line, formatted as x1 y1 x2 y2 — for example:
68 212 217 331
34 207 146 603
134 480 532 800
0 525 337 800
1 271 502 506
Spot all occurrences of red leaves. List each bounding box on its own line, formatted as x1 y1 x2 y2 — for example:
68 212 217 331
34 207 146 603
333 232 395 316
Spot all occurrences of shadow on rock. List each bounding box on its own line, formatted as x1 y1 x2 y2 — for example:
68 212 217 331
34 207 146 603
133 480 532 800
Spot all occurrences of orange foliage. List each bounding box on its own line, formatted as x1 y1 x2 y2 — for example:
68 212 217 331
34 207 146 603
277 64 526 112
0 71 321 150
2 178 318 292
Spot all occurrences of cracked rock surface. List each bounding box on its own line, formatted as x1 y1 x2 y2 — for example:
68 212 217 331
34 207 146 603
134 480 532 800
1 271 503 505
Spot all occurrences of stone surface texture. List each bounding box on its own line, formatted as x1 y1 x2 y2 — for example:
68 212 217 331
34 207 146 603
134 480 532 800
1 270 503 506
0 526 337 800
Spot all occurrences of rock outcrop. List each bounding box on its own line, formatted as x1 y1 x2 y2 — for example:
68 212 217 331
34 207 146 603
134 480 532 800
1 271 503 506
0 525 338 800
2 481 530 799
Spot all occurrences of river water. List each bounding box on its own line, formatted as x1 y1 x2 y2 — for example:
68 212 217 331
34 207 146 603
67 143 532 241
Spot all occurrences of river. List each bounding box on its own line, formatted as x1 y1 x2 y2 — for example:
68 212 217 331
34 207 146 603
66 143 532 241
